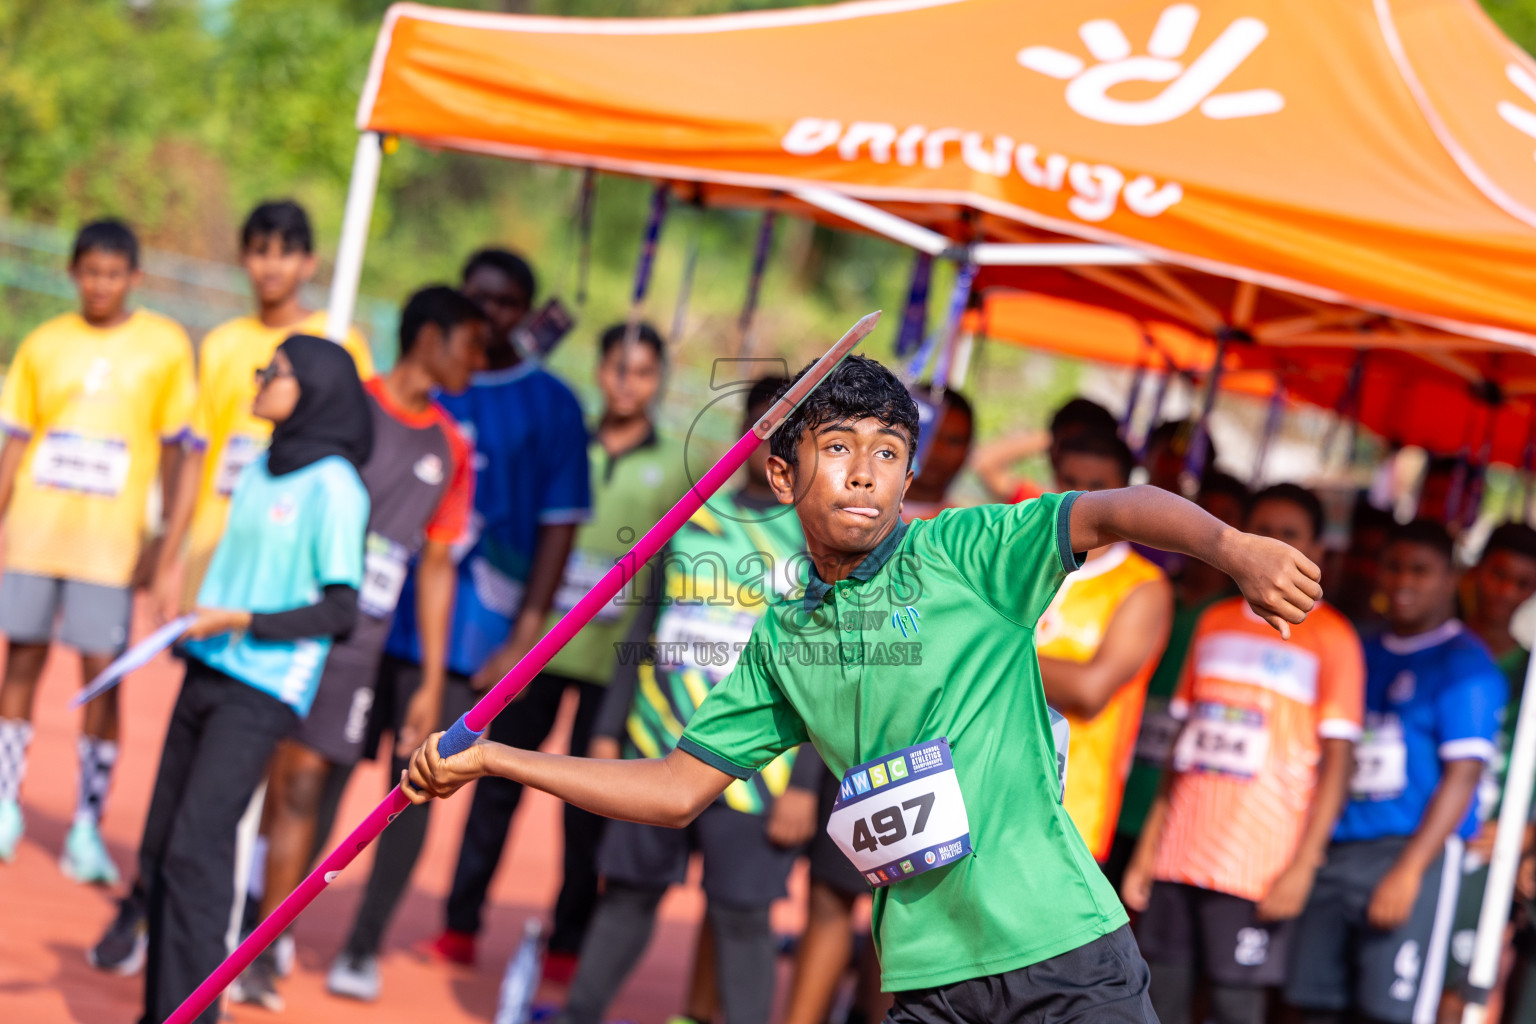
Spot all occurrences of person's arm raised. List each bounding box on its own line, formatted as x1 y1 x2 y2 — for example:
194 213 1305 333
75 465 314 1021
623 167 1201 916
1069 486 1321 638
401 732 733 829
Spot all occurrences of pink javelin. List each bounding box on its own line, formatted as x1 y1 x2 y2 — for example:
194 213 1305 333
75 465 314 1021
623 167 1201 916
165 310 881 1024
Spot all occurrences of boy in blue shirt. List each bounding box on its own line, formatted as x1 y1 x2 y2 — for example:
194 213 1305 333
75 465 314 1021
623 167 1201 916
1286 519 1507 1024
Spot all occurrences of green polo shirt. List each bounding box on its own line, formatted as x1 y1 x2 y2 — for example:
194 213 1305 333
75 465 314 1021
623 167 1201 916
545 429 689 685
678 491 1128 991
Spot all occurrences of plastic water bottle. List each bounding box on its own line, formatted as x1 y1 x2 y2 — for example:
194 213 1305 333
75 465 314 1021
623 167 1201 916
495 918 544 1024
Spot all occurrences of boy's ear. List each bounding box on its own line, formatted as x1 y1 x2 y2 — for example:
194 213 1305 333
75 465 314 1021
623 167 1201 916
129 268 145 289
766 454 797 506
299 252 317 282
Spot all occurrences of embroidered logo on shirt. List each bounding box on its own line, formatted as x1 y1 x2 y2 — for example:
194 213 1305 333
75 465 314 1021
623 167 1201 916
892 605 921 637
413 453 445 485
269 495 298 525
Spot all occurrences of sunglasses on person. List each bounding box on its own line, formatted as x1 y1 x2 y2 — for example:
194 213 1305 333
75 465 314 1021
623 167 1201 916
254 362 294 388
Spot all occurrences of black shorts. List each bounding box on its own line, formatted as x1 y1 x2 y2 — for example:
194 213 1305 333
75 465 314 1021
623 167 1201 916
885 924 1156 1024
1134 880 1295 987
1284 836 1463 1024
289 643 385 766
598 803 799 908
359 653 475 762
809 766 871 898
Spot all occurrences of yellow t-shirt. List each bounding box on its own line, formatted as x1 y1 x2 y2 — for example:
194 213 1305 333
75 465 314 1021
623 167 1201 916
1035 543 1166 861
183 311 373 605
0 310 196 587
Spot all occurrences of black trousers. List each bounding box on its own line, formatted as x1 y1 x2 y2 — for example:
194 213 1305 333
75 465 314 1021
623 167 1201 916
139 660 296 1024
444 670 606 953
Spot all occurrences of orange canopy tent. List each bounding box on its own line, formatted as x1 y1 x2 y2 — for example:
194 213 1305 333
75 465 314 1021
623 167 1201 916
337 0 1536 352
983 289 1536 466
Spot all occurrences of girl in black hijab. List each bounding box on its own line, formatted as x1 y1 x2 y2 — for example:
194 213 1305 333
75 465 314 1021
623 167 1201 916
265 333 374 475
139 334 373 1024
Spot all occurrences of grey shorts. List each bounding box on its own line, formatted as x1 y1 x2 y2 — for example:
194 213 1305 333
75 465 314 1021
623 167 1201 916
1285 836 1464 1024
0 571 131 656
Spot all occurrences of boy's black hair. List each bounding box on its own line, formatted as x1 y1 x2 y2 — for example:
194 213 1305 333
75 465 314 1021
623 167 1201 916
1351 492 1396 534
462 248 537 302
1250 482 1325 541
71 219 139 270
911 385 975 443
241 200 313 254
742 375 790 431
1056 430 1135 485
1482 522 1536 565
1049 397 1118 439
599 322 666 363
771 354 919 469
1198 471 1251 514
398 285 488 356
1147 418 1219 468
1386 518 1455 566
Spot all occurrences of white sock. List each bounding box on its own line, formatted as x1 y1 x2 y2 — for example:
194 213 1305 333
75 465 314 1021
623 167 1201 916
0 717 33 804
74 735 118 827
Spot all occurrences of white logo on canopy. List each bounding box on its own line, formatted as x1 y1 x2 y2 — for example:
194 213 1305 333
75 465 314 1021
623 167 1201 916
1498 62 1536 159
1017 4 1284 127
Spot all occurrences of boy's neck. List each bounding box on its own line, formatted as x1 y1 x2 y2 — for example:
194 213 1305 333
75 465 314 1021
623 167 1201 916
1389 611 1455 639
382 360 435 414
597 410 652 456
807 518 901 586
1469 612 1517 657
82 307 132 330
485 341 523 371
258 295 310 330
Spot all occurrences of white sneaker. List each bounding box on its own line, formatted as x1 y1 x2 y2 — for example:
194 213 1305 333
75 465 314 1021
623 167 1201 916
273 932 296 978
60 818 120 885
0 799 22 862
327 951 380 1002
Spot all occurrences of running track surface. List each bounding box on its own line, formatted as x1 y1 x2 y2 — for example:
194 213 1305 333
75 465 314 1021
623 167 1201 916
0 599 810 1023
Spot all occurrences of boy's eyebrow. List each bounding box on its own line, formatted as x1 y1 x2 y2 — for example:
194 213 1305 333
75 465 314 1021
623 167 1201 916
812 420 911 446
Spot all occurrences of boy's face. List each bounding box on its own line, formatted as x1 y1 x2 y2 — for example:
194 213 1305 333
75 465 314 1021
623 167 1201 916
421 320 489 394
1247 498 1323 566
1054 451 1126 494
462 265 530 344
1473 550 1536 631
768 417 914 556
71 249 139 323
597 343 662 419
242 235 315 307
1379 540 1458 632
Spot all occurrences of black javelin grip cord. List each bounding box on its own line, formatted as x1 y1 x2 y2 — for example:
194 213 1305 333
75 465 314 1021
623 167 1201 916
165 309 882 1024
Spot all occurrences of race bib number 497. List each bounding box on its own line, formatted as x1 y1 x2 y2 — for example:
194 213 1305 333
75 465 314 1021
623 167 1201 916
828 739 971 888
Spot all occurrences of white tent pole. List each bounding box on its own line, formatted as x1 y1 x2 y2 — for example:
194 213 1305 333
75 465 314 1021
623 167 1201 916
971 242 1148 266
792 187 949 255
325 131 384 342
1461 652 1536 1023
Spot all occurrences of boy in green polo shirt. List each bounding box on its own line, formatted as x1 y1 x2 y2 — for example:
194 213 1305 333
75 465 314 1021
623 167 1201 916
401 354 1322 1022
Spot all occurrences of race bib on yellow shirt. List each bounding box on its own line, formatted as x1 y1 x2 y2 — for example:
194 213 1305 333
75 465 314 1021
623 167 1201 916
215 434 264 498
553 549 624 623
654 604 760 683
1172 702 1270 780
32 431 130 497
359 532 410 619
829 739 971 888
1351 713 1408 799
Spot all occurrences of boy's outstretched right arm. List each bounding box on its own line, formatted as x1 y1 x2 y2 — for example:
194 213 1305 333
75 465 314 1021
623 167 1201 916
401 731 734 829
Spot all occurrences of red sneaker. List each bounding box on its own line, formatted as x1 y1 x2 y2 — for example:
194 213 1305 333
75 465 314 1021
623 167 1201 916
416 929 476 966
540 950 579 986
